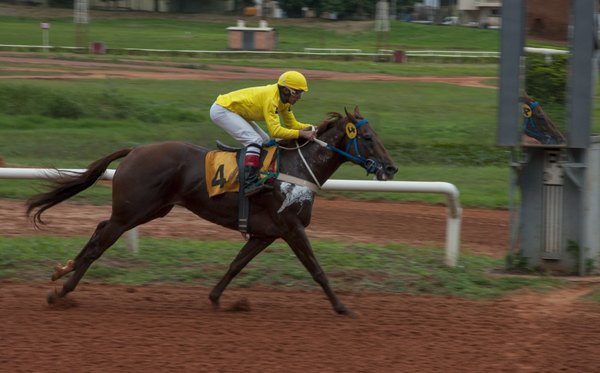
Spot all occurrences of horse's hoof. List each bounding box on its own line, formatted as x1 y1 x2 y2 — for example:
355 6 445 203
336 306 356 318
46 289 59 305
208 295 220 310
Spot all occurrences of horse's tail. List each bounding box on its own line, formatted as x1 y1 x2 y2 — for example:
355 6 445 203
26 148 133 228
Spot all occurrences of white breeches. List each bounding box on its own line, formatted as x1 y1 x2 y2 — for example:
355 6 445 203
210 103 269 147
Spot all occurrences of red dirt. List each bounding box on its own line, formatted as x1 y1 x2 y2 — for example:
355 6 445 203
0 54 497 88
3 55 600 372
0 198 507 257
3 198 600 372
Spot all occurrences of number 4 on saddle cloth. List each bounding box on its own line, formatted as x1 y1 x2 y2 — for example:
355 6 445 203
204 144 278 197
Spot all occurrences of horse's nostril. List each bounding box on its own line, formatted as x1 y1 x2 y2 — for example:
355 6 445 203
386 165 398 175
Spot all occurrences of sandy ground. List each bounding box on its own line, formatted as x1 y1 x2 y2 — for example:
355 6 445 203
0 198 507 257
0 54 497 88
3 198 600 373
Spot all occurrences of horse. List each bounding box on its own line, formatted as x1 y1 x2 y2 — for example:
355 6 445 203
26 106 398 316
521 95 566 145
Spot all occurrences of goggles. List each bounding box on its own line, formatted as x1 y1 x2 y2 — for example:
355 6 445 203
288 88 304 98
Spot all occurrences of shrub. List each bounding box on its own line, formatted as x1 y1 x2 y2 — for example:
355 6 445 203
525 53 567 105
43 95 84 119
49 0 74 8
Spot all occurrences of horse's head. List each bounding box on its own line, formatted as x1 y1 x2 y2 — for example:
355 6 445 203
520 94 566 144
316 106 398 180
522 95 545 120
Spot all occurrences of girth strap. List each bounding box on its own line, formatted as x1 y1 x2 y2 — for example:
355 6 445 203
237 147 249 234
277 173 320 193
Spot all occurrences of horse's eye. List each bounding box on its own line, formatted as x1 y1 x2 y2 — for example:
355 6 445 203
363 133 373 141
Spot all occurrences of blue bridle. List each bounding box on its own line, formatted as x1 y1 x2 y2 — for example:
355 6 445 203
265 117 383 176
317 118 382 175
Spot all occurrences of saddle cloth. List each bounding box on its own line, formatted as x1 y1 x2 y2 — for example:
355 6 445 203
205 147 277 197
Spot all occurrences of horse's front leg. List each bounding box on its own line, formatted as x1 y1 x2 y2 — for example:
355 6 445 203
209 236 275 309
282 227 353 316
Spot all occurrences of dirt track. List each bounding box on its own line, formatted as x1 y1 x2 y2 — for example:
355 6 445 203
2 280 600 373
3 198 600 372
0 198 507 257
3 55 600 372
0 54 497 88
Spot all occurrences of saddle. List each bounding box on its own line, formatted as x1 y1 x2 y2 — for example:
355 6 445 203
205 142 278 234
215 140 241 152
204 142 277 198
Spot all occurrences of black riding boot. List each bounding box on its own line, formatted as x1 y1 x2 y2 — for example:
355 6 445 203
243 165 268 197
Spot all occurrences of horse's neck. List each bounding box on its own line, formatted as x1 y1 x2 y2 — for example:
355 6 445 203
278 134 345 186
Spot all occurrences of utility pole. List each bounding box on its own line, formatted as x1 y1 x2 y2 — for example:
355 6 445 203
74 0 89 50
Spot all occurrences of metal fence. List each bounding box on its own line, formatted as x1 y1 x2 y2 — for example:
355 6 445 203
0 167 462 266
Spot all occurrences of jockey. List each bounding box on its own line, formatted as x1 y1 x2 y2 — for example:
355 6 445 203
210 70 317 197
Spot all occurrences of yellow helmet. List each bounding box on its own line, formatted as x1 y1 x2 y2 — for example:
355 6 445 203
277 71 309 92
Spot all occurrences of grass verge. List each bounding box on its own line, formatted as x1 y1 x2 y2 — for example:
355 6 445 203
0 236 564 299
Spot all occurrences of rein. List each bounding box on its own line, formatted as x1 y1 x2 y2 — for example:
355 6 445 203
266 117 382 191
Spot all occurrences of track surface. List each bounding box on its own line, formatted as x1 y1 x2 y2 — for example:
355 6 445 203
2 199 600 372
0 54 497 89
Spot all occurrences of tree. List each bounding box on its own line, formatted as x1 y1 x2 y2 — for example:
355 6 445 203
278 0 318 18
278 0 382 19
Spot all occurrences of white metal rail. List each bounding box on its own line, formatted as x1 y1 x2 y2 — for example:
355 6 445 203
0 44 568 61
0 168 462 266
0 44 493 60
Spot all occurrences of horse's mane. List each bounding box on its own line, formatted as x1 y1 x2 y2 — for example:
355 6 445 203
316 112 344 133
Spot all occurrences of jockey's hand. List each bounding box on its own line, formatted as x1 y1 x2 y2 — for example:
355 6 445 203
299 126 317 141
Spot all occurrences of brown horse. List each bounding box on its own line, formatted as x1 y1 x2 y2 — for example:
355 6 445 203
26 106 397 315
521 95 566 145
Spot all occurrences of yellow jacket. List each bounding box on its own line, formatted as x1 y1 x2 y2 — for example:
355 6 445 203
215 84 311 139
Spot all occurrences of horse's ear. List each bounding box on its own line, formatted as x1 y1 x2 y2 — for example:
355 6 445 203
344 107 356 122
353 106 362 118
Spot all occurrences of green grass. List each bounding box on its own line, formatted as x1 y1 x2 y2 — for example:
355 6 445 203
0 78 500 153
0 16 506 52
329 164 512 208
0 77 511 208
3 74 600 208
0 11 585 298
0 236 564 298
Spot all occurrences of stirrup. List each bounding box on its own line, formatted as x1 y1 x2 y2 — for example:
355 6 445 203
244 183 273 197
244 185 262 197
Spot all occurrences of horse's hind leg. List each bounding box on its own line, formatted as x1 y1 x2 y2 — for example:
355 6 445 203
209 236 274 310
47 219 127 304
282 227 352 316
50 220 110 281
